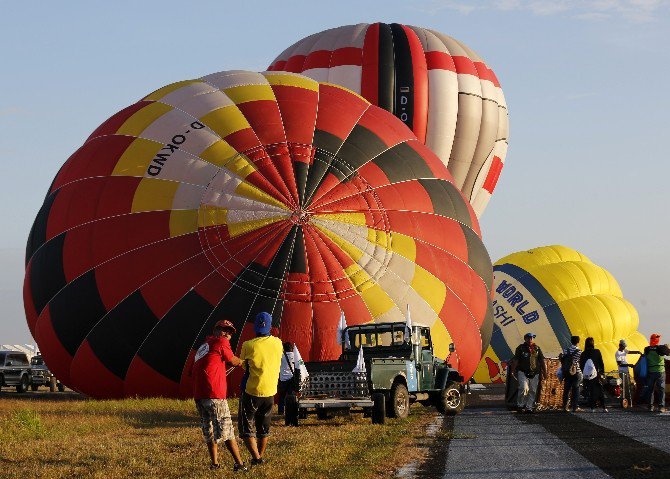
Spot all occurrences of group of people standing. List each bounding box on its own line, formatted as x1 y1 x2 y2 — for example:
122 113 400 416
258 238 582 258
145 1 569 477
511 332 668 413
560 335 609 412
190 312 283 472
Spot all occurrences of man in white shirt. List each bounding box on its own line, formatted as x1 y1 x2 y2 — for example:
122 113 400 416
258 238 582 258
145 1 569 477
277 342 294 414
616 339 632 373
615 339 639 407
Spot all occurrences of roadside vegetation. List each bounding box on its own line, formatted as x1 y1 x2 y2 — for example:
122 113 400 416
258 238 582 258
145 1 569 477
0 392 434 478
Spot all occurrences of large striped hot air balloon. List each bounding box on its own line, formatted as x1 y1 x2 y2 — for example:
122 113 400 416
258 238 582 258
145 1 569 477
473 245 648 384
268 23 509 217
24 70 493 398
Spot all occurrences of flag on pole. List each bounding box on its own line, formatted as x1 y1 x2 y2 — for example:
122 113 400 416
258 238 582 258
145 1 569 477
404 304 413 343
352 345 366 373
337 310 350 349
293 344 309 378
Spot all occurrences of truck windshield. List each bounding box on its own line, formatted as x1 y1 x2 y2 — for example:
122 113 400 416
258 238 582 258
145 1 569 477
0 353 5 364
347 325 406 349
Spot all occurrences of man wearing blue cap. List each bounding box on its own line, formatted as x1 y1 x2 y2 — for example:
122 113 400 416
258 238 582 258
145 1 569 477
510 332 546 413
238 312 283 466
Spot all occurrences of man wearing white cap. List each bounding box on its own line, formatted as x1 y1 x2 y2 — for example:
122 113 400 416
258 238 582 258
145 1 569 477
510 332 547 413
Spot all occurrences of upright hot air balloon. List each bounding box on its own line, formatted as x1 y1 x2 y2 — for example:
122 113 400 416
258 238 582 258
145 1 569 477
474 245 648 383
268 23 510 217
25 70 493 398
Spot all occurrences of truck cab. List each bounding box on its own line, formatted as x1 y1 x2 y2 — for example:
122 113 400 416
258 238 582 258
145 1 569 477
343 323 465 414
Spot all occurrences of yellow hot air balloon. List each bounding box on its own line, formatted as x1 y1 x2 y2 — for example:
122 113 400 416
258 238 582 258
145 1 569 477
474 245 647 383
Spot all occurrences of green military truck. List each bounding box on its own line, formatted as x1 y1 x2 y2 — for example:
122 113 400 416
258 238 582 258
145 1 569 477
285 322 466 425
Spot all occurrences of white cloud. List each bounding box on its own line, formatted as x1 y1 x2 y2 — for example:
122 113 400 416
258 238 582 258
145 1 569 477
564 92 598 100
0 107 25 117
424 0 669 22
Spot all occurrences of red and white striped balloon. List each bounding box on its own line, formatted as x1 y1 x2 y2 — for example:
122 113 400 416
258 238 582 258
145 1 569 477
269 23 509 217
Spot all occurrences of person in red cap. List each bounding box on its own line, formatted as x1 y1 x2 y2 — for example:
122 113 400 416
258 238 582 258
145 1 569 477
640 333 669 412
191 320 247 471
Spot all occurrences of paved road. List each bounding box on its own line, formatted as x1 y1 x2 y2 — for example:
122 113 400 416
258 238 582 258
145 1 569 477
408 389 670 479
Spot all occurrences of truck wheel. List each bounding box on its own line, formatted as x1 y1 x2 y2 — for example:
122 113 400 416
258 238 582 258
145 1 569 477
285 394 299 427
49 377 56 392
31 384 39 391
388 382 410 419
437 382 466 415
371 393 386 424
16 375 29 393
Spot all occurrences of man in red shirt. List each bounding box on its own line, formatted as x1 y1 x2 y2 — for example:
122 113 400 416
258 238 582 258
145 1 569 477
192 320 246 471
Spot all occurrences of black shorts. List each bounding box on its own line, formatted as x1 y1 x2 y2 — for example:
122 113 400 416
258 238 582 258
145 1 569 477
238 393 274 439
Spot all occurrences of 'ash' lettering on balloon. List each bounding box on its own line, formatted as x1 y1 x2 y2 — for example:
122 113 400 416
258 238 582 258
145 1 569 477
147 121 205 177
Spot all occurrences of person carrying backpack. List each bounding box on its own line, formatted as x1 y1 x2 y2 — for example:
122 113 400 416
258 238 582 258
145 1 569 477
580 337 607 412
639 333 670 412
560 336 583 412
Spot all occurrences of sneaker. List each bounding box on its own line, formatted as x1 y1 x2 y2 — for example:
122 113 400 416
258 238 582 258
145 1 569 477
250 458 265 467
649 405 655 412
603 408 609 413
210 463 221 470
659 407 667 413
573 408 583 413
563 405 570 412
233 463 248 472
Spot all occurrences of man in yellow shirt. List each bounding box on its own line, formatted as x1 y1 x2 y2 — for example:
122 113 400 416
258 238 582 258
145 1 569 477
238 312 283 466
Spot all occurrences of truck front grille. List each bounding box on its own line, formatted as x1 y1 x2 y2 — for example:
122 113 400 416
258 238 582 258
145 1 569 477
301 372 368 398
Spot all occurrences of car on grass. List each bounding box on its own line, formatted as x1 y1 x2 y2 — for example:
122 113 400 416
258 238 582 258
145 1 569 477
30 354 65 392
285 322 466 426
0 350 32 393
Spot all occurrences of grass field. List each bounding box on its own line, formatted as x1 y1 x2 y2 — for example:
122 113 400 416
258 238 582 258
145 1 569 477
0 391 434 478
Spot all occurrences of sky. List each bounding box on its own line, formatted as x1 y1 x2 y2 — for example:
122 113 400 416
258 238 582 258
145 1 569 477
1 0 668 347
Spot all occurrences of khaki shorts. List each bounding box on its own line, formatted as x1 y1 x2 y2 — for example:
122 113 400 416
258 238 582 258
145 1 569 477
195 398 235 444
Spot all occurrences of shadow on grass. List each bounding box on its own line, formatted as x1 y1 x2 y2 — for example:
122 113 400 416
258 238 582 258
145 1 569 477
0 390 84 402
124 410 240 429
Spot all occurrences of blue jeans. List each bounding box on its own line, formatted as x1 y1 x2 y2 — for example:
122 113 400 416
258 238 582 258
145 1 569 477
563 372 583 410
640 371 666 406
277 379 294 414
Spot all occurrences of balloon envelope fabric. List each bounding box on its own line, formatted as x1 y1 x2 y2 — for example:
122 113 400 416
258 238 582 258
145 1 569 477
268 23 510 218
473 245 647 384
24 70 493 398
